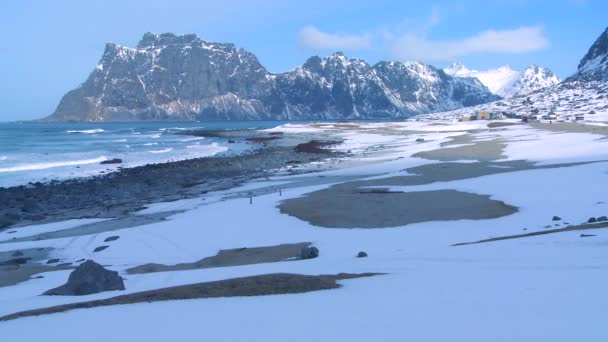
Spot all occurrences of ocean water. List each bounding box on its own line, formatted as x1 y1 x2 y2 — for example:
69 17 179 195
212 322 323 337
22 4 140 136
0 121 289 187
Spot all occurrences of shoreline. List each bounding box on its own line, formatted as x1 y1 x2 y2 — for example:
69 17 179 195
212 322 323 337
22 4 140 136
0 128 346 231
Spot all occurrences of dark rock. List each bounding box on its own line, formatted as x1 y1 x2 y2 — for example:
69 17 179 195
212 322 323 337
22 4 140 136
416 138 425 142
93 246 109 253
0 257 31 266
0 215 18 228
11 251 24 257
357 251 368 258
300 246 319 259
580 234 597 238
295 140 341 154
33 275 44 279
228 139 236 144
76 259 86 263
46 258 60 264
43 260 125 296
552 216 562 221
100 158 123 165
597 216 608 222
104 236 120 242
588 217 598 223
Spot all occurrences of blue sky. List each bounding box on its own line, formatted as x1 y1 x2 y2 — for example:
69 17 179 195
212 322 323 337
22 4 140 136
0 0 606 121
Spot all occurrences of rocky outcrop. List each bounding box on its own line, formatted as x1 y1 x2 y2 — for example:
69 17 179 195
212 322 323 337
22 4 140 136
573 26 608 82
43 260 125 296
43 32 499 122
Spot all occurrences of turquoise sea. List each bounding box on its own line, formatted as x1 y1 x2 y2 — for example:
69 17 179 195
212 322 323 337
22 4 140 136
0 121 291 187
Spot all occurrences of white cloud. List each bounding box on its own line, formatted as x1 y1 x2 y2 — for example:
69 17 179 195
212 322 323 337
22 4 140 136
390 26 550 62
298 26 371 51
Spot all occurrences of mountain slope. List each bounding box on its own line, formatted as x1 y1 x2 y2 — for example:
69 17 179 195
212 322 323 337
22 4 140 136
44 32 499 122
444 63 560 98
423 26 608 120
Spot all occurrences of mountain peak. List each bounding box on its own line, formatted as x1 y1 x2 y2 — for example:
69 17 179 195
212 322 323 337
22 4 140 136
444 63 559 98
137 32 201 49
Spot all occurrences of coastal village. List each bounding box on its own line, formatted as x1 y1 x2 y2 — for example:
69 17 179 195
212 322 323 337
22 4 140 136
460 110 585 122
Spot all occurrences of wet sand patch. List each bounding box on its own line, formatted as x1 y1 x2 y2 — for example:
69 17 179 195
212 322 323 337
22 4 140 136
414 136 507 161
0 248 74 287
530 122 608 137
0 273 380 322
127 242 311 274
278 160 602 229
279 189 516 228
1 212 181 243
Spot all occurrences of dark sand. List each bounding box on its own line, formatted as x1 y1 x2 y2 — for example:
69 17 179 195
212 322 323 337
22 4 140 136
0 248 74 287
530 122 608 137
2 211 180 243
278 160 602 229
0 273 380 322
279 189 516 228
452 221 608 246
127 242 311 274
413 134 507 162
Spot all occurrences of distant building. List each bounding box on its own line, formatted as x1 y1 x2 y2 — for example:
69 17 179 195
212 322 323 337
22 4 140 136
477 111 490 120
575 114 585 121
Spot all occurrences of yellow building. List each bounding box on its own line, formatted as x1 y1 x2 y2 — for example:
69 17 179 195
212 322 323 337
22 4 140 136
477 111 490 120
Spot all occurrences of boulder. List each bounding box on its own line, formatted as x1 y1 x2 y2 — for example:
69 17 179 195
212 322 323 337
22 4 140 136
552 216 562 221
100 158 123 165
104 236 120 242
588 217 598 223
43 260 125 296
597 216 608 222
300 246 319 259
357 251 368 258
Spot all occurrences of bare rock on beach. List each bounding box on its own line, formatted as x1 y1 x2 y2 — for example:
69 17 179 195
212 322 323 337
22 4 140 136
300 246 319 259
100 158 123 165
43 260 125 296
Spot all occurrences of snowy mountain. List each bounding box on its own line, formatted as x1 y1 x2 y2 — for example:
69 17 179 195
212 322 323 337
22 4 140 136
43 32 499 122
570 26 608 82
444 63 560 98
422 27 608 121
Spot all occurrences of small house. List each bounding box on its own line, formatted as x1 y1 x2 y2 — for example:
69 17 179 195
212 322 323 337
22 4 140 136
575 115 585 121
459 115 476 121
477 111 490 120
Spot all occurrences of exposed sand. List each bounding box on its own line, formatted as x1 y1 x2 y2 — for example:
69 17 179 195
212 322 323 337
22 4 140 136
2 211 181 243
0 248 75 287
127 242 311 274
278 160 601 229
0 273 380 322
530 122 608 137
452 221 608 246
413 134 507 161
279 189 516 229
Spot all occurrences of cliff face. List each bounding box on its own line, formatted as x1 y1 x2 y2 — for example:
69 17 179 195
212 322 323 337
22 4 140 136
45 32 499 122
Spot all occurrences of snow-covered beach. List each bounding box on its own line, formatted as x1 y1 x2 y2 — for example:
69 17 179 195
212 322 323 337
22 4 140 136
2 117 608 341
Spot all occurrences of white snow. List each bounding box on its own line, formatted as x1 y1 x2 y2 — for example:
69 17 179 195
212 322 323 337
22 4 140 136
2 120 608 341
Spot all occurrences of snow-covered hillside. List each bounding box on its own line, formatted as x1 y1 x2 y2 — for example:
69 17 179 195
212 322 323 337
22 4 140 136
429 27 608 121
444 62 560 98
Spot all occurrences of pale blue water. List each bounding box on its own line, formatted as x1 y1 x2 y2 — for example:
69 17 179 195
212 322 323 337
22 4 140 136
0 121 290 187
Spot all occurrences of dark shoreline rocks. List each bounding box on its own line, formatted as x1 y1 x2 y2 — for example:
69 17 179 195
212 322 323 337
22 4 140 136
0 140 334 230
100 158 123 165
